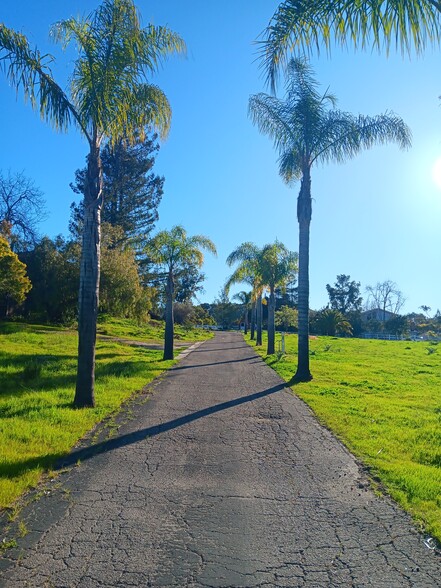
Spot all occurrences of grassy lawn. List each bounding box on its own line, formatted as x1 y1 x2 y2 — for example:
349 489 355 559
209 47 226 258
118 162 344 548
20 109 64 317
249 332 441 541
0 318 210 511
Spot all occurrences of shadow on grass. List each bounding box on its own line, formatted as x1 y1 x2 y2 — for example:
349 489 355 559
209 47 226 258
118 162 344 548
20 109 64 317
0 352 162 399
0 353 77 399
0 453 65 481
0 322 64 336
57 382 288 469
0 401 75 419
95 360 161 379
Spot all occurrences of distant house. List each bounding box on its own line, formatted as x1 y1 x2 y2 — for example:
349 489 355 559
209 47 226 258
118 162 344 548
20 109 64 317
361 308 397 322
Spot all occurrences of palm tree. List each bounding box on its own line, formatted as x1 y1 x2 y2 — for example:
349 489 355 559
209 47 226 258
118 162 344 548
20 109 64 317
145 226 217 360
259 242 298 355
232 290 252 334
313 308 353 337
249 58 411 381
225 242 264 346
261 0 441 91
0 1 185 407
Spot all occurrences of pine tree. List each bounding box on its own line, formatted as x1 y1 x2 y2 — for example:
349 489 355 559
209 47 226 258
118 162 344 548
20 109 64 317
70 135 164 250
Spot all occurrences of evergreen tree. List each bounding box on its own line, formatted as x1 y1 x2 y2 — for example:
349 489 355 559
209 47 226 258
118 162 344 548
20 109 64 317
70 135 164 249
326 274 362 314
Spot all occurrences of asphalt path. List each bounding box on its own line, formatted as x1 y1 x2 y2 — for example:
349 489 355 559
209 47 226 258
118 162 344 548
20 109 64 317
1 332 440 587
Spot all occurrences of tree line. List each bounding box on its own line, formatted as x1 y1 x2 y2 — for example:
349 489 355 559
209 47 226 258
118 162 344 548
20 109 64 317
2 0 441 399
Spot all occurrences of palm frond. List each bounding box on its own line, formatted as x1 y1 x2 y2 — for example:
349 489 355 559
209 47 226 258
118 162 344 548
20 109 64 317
145 225 215 273
0 23 81 134
139 24 186 74
188 235 218 257
232 290 253 305
226 241 260 266
50 0 183 143
105 83 172 144
279 148 303 183
259 241 298 290
259 0 441 91
224 266 255 294
312 110 411 166
249 93 297 151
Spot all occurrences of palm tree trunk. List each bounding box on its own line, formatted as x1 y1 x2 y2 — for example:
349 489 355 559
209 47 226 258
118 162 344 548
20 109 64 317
244 307 249 335
256 293 263 346
74 143 102 408
267 286 275 354
163 270 174 360
250 301 256 340
294 167 312 382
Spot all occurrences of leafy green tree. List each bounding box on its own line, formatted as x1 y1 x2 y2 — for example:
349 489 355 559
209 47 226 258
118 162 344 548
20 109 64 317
69 134 164 250
312 308 352 337
0 170 47 251
326 274 362 314
261 0 441 90
174 264 206 303
346 310 364 338
249 57 410 381
275 305 298 331
0 0 185 406
20 236 80 323
275 280 297 310
22 229 150 324
99 225 151 320
193 305 216 327
209 291 243 330
0 235 32 317
384 315 409 336
173 302 196 326
144 226 217 360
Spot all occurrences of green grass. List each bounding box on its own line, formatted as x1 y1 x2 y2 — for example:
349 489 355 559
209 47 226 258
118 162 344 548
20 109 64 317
249 332 441 541
97 315 211 344
0 318 210 510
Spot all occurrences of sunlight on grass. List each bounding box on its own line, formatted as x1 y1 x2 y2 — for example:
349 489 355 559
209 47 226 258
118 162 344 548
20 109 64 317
0 319 209 510
97 315 210 343
249 333 441 541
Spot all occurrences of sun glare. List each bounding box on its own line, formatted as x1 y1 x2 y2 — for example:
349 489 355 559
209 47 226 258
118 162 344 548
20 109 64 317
431 156 441 189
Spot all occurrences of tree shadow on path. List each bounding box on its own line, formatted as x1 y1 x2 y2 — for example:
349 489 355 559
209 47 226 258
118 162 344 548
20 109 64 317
171 357 261 370
57 381 287 469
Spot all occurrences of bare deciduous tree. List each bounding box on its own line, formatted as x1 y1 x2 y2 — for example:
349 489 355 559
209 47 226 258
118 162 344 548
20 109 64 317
0 170 47 250
365 280 406 319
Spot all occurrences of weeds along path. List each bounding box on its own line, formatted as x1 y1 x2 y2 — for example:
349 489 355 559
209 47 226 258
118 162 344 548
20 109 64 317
1 332 440 587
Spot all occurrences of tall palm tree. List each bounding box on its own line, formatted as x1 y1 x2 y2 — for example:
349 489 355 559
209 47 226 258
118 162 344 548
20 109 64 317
232 290 253 335
261 0 441 91
259 242 298 355
225 242 264 346
249 58 411 380
0 1 185 407
145 226 217 360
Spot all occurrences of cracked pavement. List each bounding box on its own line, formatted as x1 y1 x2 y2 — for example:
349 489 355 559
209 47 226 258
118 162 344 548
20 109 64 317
1 332 440 587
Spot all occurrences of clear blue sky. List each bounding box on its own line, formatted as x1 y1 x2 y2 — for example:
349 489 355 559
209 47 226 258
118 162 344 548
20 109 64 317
2 1 441 314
